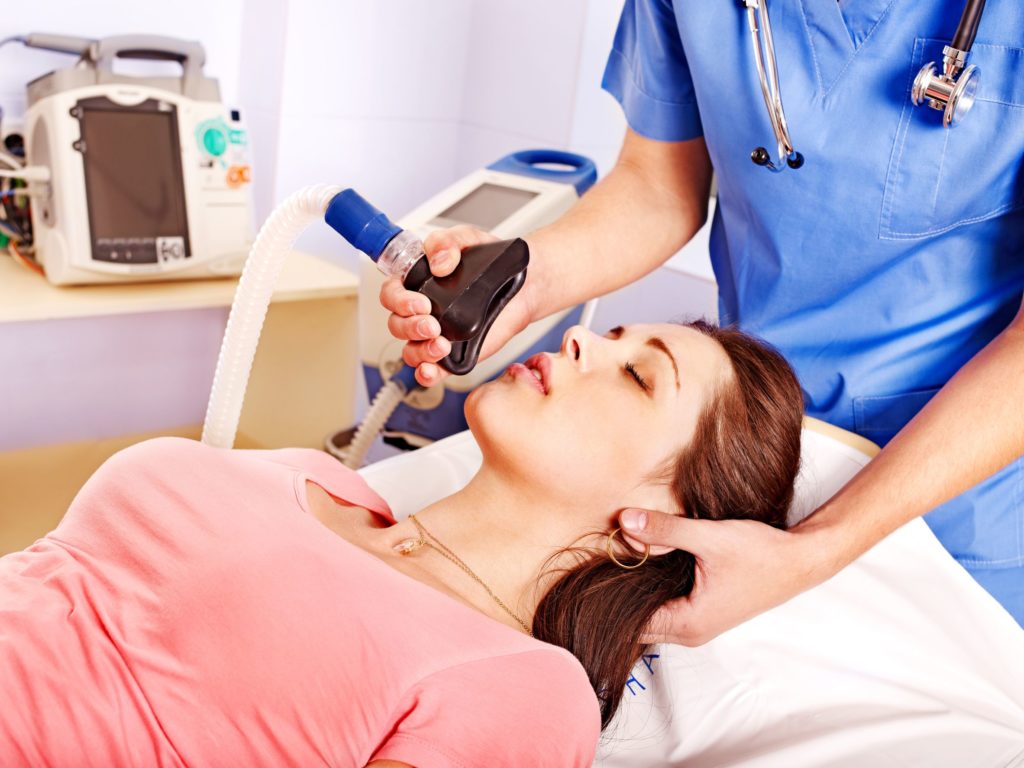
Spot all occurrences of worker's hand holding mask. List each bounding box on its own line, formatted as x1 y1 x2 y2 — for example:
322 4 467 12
379 225 535 387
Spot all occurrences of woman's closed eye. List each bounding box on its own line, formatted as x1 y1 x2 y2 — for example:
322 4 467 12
624 362 652 394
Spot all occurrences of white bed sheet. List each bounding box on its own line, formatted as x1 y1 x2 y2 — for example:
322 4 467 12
360 428 1024 767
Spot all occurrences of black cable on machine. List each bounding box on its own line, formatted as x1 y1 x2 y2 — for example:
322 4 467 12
0 45 35 252
0 131 32 245
2 194 29 243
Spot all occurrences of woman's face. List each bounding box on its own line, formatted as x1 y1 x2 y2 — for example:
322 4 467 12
466 323 733 515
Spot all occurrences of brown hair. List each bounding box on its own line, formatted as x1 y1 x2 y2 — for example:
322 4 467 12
531 320 803 729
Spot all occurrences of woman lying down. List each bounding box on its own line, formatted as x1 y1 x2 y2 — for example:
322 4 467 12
0 320 802 767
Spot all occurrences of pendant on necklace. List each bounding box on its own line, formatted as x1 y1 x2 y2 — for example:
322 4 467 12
394 537 425 556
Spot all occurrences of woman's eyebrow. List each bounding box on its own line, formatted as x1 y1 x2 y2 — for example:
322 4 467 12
646 336 680 390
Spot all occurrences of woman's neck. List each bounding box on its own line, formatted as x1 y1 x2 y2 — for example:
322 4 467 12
392 465 603 631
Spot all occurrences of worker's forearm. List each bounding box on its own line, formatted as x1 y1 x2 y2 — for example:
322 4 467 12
524 132 713 320
796 313 1024 572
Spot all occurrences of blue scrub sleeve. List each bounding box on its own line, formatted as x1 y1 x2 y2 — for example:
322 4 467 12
601 0 704 141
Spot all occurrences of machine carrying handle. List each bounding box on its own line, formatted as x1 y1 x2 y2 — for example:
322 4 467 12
487 149 598 195
91 35 206 96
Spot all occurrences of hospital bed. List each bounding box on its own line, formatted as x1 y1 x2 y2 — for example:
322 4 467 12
360 418 1024 767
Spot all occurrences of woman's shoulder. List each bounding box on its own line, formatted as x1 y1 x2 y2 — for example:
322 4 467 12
100 435 237 476
106 438 383 503
236 444 396 522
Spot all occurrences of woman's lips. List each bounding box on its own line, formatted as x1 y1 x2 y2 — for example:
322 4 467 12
507 363 546 395
507 354 550 395
523 353 551 394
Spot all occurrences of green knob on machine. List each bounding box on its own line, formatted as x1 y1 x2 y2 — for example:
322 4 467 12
202 127 227 156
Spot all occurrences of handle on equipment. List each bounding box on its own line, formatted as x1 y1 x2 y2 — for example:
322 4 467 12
487 149 598 195
91 35 206 97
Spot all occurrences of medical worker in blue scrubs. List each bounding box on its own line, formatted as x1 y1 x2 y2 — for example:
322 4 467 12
381 0 1024 637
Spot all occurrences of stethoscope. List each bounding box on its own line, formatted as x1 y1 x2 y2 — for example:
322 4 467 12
743 0 989 172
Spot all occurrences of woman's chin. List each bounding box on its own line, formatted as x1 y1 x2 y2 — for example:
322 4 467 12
466 378 538 430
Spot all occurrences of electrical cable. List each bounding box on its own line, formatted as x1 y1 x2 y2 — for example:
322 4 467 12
0 219 24 241
0 167 48 181
8 241 44 277
0 149 23 170
1 192 30 243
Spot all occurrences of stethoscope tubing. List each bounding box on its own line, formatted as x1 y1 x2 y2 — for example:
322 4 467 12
744 0 990 173
744 0 799 172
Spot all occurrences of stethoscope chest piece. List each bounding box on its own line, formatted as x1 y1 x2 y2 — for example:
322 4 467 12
911 0 987 128
912 59 980 128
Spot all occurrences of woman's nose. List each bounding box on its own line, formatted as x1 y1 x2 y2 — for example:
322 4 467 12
561 325 594 371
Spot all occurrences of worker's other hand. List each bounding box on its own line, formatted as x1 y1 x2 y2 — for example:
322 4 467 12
379 225 534 387
617 508 835 646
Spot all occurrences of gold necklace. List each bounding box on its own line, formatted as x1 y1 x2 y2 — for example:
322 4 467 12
396 515 533 637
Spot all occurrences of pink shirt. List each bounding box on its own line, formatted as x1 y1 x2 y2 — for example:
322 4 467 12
0 437 600 767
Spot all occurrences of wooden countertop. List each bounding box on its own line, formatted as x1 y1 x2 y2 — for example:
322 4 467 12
0 249 358 323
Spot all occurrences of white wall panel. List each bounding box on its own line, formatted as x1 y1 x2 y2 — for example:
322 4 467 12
567 0 628 174
238 0 291 223
276 0 472 122
460 1 587 147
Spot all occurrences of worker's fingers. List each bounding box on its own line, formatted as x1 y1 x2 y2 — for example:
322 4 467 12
414 362 449 388
387 313 441 342
402 337 452 368
641 598 714 647
423 225 498 278
380 277 432 320
618 508 719 556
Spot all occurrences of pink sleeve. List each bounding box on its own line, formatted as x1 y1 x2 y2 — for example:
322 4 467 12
371 649 600 768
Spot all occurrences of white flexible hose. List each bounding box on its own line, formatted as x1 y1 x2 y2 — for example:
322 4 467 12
338 378 407 469
202 184 342 448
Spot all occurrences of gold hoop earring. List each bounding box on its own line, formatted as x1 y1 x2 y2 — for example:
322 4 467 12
606 528 650 569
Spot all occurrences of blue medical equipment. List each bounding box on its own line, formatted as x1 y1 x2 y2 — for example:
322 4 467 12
743 0 989 171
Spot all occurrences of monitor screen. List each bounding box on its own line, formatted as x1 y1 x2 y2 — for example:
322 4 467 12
78 99 190 264
432 183 538 230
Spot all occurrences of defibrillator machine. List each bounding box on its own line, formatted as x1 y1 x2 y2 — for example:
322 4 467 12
10 33 254 285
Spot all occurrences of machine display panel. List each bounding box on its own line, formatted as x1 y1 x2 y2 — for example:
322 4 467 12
432 183 538 230
78 98 190 264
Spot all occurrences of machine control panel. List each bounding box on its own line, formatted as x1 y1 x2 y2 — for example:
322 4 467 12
195 115 250 188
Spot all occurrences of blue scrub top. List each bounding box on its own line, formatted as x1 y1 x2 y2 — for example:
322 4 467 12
603 0 1024 619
